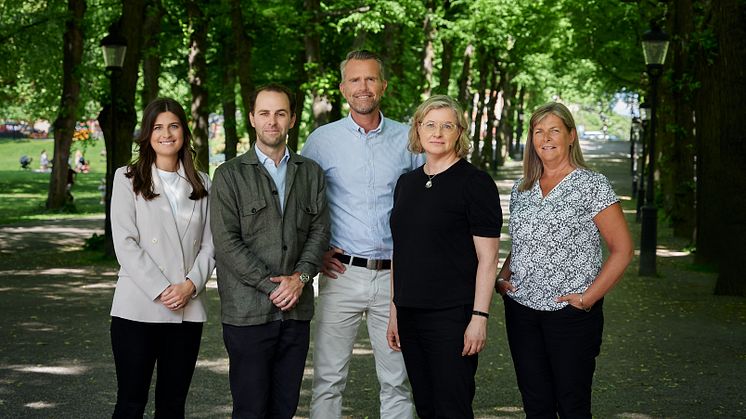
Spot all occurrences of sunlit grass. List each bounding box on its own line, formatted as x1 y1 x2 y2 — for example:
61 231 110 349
0 138 107 225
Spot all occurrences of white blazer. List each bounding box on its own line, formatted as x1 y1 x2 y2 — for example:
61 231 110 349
110 164 215 323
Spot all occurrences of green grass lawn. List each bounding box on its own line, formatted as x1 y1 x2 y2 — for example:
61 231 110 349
0 138 107 224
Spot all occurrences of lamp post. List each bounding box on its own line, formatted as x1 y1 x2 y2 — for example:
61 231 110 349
100 25 127 256
639 22 669 276
636 102 650 222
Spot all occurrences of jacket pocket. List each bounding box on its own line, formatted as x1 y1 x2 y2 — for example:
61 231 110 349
240 198 268 238
297 200 319 235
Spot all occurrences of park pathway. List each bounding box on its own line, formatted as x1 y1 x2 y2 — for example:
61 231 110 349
1 139 743 418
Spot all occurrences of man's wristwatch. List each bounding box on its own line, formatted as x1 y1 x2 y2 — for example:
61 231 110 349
299 272 311 284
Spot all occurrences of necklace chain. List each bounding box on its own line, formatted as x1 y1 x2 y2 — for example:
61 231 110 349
424 163 439 189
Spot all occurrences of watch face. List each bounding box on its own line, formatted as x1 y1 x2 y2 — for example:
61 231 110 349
300 273 310 283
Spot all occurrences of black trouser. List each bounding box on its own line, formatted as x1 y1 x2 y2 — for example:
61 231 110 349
397 305 478 419
222 320 310 419
110 316 203 419
503 296 604 419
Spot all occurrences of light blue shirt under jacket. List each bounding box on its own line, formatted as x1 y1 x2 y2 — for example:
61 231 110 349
301 112 424 259
254 144 290 212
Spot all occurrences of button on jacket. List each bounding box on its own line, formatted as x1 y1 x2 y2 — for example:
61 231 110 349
211 148 330 326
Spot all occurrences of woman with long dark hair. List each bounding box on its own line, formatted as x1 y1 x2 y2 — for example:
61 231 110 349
109 98 214 417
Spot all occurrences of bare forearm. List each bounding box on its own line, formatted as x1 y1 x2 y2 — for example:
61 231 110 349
584 250 632 305
472 237 500 312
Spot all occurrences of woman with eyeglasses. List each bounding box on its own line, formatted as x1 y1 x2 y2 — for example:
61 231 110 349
387 95 502 418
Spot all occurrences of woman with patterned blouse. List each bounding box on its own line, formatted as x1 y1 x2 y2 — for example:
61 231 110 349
496 102 633 418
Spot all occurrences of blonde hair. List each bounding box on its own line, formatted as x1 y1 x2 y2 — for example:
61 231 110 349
408 95 471 158
519 102 587 191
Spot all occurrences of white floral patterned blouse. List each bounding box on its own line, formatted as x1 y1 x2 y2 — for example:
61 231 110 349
506 169 619 311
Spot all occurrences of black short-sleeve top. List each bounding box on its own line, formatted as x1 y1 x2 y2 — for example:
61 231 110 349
390 158 502 309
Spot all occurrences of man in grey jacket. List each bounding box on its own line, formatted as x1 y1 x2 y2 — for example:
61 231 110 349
211 83 330 418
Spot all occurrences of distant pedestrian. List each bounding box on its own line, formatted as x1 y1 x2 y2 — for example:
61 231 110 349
39 149 50 172
109 97 215 418
19 155 32 169
496 102 633 418
74 150 85 173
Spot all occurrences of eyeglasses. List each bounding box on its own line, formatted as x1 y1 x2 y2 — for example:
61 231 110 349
419 121 459 134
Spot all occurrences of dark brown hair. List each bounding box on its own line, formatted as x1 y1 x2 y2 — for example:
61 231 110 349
250 83 296 116
125 97 207 201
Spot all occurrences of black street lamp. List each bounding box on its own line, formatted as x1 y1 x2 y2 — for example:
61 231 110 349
639 22 669 276
100 25 127 256
636 102 650 222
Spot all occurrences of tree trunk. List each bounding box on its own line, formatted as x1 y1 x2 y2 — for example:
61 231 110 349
47 0 86 210
141 0 163 107
230 0 255 143
98 0 147 256
470 48 489 168
304 0 331 129
712 0 746 296
512 84 526 159
434 0 454 95
186 0 210 171
287 48 305 152
220 31 238 162
382 22 404 84
667 0 696 240
694 9 721 268
457 43 473 113
435 38 454 95
498 75 514 168
421 0 436 97
480 65 500 172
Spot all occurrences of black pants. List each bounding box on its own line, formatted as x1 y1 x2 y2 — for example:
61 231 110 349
397 305 478 419
110 316 203 419
503 296 604 419
222 320 310 419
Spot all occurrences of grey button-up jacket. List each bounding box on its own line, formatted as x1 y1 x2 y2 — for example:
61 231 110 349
211 148 330 326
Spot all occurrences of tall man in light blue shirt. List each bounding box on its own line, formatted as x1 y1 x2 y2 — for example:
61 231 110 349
302 50 423 419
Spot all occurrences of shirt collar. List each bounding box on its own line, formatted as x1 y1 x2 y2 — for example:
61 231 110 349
254 144 290 167
344 111 385 135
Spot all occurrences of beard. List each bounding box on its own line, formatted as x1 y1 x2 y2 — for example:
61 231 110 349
347 93 381 115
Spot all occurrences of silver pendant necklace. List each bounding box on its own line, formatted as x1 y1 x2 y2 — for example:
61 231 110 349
424 164 438 188
425 173 436 188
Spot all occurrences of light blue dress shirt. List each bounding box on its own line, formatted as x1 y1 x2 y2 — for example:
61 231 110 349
301 113 424 259
254 144 290 212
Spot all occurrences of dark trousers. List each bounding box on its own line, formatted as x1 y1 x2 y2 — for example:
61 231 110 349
397 305 478 419
222 320 310 419
110 316 203 419
503 296 604 419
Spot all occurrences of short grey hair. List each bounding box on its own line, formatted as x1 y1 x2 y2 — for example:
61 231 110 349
340 50 386 81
